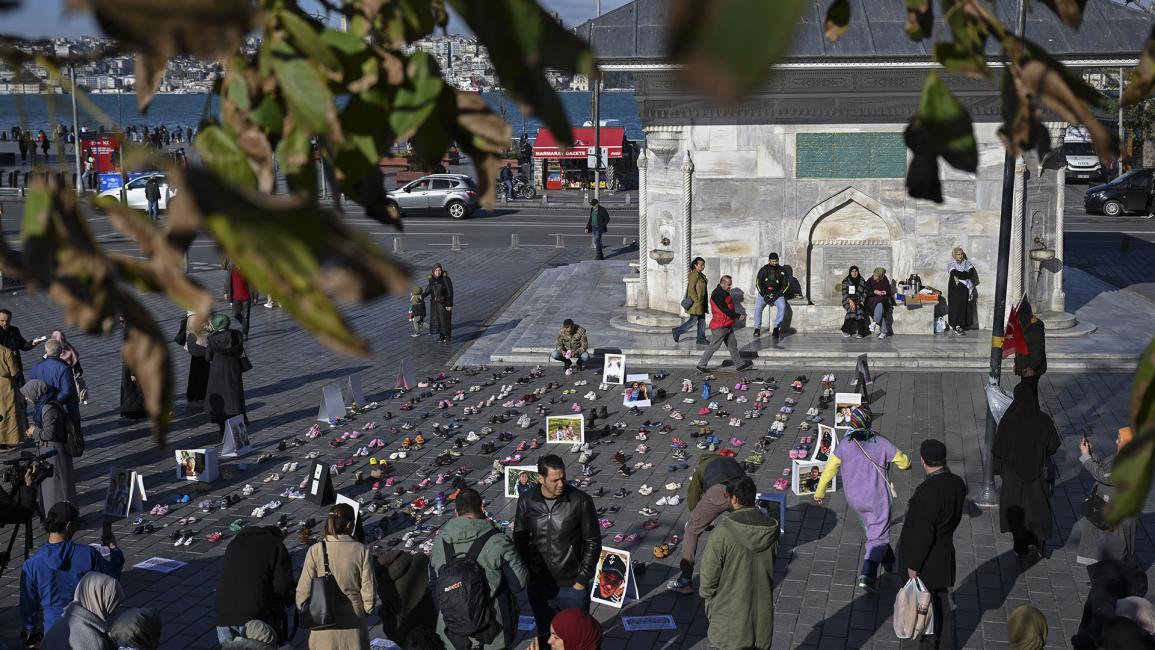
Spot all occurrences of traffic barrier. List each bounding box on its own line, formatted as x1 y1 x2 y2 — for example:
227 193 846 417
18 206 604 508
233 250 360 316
555 233 565 248
393 236 404 254
450 234 462 251
510 233 520 250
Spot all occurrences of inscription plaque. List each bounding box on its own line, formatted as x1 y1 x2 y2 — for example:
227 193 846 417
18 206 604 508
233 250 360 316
796 133 906 179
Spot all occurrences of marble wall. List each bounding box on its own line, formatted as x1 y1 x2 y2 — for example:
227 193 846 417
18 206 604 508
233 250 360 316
641 122 1062 331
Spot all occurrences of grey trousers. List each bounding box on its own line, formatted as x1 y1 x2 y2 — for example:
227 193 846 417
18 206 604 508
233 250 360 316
697 326 741 368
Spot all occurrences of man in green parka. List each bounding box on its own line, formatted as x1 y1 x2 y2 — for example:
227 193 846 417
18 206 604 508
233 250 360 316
699 476 778 650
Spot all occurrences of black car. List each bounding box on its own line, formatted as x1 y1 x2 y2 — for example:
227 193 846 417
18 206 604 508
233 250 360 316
1084 168 1153 216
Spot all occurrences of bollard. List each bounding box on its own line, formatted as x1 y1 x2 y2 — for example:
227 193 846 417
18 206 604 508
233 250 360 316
393 236 404 254
510 233 520 250
541 193 548 207
451 234 462 251
555 233 565 248
622 237 629 247
625 193 630 206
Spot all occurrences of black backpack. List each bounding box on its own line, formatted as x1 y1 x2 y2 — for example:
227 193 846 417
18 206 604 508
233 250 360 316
46 401 84 458
436 528 501 648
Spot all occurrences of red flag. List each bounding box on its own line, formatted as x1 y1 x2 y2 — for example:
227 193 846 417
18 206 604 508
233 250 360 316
1002 298 1029 358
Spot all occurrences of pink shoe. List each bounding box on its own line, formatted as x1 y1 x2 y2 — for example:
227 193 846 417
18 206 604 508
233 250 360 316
697 407 712 416
349 430 362 439
306 424 322 439
570 402 583 413
774 478 788 490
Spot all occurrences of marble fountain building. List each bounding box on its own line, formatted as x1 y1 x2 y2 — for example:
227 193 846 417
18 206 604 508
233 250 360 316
577 0 1146 337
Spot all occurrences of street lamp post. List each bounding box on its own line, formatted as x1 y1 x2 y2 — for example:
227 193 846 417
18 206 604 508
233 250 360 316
591 0 601 201
69 65 82 195
975 0 1027 508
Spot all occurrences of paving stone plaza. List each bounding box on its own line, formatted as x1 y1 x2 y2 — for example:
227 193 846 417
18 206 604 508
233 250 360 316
0 240 1148 650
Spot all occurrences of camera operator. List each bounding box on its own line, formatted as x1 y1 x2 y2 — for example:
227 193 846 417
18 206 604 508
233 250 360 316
21 502 124 647
20 380 77 507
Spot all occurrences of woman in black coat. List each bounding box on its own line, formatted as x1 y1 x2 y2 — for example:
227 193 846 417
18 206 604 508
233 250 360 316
175 311 210 406
840 266 869 338
992 380 1060 557
204 314 248 441
424 263 454 344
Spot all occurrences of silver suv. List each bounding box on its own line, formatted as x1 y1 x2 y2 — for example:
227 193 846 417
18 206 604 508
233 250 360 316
387 174 480 219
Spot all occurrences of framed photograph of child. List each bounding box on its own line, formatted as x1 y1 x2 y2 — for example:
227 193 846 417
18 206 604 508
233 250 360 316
792 459 835 496
833 392 863 430
545 415 584 445
811 424 838 462
622 373 652 408
103 469 131 517
504 465 540 498
602 354 626 385
590 547 633 608
174 448 219 483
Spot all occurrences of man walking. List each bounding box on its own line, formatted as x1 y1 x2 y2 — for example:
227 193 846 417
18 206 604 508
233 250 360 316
551 319 590 375
513 455 600 646
897 440 968 650
223 261 254 339
696 275 752 374
699 477 778 650
144 175 162 221
668 453 747 593
432 488 528 650
752 253 791 338
585 199 610 260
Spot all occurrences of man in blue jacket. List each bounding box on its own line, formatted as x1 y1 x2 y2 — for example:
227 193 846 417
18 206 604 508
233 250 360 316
20 502 124 643
26 339 78 422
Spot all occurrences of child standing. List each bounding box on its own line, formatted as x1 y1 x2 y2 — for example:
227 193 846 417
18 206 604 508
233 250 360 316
408 286 427 337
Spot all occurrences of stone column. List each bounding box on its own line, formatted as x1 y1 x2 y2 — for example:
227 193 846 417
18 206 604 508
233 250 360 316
680 152 694 299
1008 156 1026 308
1046 121 1068 313
637 150 650 309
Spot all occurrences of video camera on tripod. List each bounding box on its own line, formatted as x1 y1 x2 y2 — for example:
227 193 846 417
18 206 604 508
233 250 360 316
2 449 56 488
0 450 50 579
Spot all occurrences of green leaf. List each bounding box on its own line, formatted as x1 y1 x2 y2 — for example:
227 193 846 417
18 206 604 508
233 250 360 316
905 0 932 41
667 0 807 101
195 125 259 189
448 0 596 145
1129 335 1155 452
274 127 313 175
273 58 332 133
278 10 341 72
225 68 251 112
390 52 444 140
1110 334 1155 524
917 72 977 172
1123 25 1155 106
824 0 850 43
249 94 286 133
933 41 989 80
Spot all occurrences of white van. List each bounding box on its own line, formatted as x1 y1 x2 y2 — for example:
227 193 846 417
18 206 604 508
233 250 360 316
1064 125 1101 182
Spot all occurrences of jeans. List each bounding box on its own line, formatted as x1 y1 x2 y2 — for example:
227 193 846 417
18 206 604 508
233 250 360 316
147 199 159 219
502 179 513 198
673 315 707 343
527 581 590 641
752 294 786 330
216 626 245 644
873 303 889 335
232 299 252 338
551 349 590 368
697 326 743 369
592 228 605 259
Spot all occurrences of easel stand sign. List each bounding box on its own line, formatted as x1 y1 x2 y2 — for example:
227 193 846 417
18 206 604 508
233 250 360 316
102 469 147 518
589 547 639 609
305 460 336 507
348 373 366 406
850 354 873 385
316 384 346 423
220 415 252 458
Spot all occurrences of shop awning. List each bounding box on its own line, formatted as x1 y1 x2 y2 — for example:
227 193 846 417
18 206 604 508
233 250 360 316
533 127 626 159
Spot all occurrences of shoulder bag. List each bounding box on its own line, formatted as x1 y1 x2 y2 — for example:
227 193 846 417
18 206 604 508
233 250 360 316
1081 484 1110 530
680 295 694 311
853 439 897 499
239 351 253 373
300 539 339 630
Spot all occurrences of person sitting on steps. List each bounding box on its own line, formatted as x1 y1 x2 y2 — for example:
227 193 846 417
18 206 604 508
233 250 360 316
551 319 589 375
752 253 791 339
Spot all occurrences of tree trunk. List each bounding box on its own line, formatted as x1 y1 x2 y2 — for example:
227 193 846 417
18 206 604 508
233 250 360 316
1144 138 1155 168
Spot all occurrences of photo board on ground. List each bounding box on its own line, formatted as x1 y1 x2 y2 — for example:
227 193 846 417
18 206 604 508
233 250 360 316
792 459 834 496
622 373 652 408
545 415 584 445
305 460 336 506
589 547 638 608
174 448 218 483
103 468 145 517
810 424 838 462
316 383 346 423
348 373 366 406
220 415 252 458
602 353 625 385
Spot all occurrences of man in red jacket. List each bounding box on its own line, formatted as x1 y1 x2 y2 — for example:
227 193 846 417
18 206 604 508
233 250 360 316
696 275 752 373
223 261 254 339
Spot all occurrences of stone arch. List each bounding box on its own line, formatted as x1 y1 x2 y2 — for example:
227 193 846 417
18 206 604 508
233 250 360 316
794 187 904 306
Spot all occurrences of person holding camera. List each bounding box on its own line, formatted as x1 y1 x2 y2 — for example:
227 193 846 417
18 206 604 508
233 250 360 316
20 380 78 508
20 501 124 645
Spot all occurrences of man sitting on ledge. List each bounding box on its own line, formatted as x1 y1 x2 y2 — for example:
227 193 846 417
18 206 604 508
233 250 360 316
552 319 589 375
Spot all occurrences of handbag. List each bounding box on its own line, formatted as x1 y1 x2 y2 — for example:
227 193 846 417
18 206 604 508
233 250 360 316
1081 484 1111 530
680 296 694 311
300 539 340 630
239 351 253 373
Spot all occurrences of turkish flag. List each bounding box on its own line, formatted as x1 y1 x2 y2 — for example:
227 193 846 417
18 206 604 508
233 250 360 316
1002 297 1030 358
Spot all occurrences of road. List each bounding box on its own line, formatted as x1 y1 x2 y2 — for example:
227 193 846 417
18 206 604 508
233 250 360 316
1064 179 1155 238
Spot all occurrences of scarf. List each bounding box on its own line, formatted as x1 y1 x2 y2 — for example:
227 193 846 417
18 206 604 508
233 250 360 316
947 254 975 293
1117 597 1155 637
1007 605 1047 650
20 379 57 428
551 608 603 650
110 608 162 650
209 314 231 333
74 571 124 622
49 330 79 366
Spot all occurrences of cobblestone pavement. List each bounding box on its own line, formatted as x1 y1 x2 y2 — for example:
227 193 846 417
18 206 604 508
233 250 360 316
0 246 1150 650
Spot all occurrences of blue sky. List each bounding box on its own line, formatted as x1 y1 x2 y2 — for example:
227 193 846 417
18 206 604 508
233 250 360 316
5 0 631 38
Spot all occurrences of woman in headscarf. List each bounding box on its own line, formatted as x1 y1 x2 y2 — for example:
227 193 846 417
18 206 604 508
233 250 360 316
1117 597 1155 639
543 608 603 650
992 380 1061 558
119 322 147 420
204 314 249 442
946 247 977 334
0 344 22 448
672 257 709 345
110 608 162 650
48 330 86 404
865 267 894 340
812 406 910 593
174 310 211 407
21 378 77 507
424 263 454 344
40 571 124 650
840 265 869 339
1008 605 1047 650
1012 298 1046 398
1076 426 1139 566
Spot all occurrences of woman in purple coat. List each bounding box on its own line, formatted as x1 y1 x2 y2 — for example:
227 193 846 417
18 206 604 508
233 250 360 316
812 406 911 593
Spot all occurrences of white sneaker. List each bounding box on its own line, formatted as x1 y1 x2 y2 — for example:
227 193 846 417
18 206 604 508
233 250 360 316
668 495 681 506
465 431 481 443
656 496 669 506
638 484 654 496
878 332 887 339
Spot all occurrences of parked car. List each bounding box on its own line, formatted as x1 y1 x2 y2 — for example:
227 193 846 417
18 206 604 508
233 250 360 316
386 174 479 219
97 172 173 210
1084 168 1152 216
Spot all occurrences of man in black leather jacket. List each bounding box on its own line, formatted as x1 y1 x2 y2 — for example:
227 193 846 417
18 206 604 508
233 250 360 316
513 454 600 645
752 253 791 338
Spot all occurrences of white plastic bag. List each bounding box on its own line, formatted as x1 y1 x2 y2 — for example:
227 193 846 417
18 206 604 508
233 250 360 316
893 577 935 640
935 316 948 334
985 383 1014 424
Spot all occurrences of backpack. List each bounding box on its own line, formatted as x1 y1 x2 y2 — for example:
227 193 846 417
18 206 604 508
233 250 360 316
49 402 85 457
436 528 501 647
